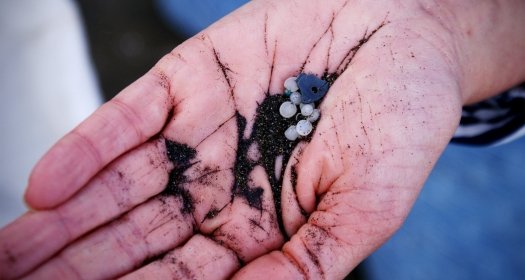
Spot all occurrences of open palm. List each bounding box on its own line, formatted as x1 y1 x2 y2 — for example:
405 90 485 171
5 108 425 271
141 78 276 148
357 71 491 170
1 0 464 279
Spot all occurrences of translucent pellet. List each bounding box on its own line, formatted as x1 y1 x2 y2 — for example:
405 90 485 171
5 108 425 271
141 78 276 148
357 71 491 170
289 91 302 105
296 120 313 136
284 77 299 92
279 101 297 118
300 103 314 116
285 125 299 141
307 109 320 122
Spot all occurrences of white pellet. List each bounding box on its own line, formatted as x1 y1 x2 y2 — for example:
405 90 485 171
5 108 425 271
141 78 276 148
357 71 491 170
279 101 297 118
289 91 302 105
284 77 299 92
285 125 299 141
296 120 313 136
300 103 314 116
307 109 320 122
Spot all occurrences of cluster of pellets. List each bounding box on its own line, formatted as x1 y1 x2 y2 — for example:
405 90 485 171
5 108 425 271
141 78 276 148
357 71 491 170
279 73 330 141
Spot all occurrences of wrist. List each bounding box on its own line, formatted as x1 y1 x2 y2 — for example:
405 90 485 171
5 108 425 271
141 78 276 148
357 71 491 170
423 0 525 104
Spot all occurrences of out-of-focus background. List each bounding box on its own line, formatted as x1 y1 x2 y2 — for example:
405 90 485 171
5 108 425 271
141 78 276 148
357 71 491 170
0 0 523 279
0 0 102 226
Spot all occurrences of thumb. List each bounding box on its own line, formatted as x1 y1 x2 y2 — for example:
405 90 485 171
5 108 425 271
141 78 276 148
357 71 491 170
233 176 411 280
232 211 373 279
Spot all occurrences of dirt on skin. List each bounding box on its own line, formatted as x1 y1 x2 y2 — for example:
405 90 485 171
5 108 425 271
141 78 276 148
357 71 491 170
161 73 336 238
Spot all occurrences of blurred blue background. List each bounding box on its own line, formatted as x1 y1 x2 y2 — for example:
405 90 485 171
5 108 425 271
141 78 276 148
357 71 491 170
366 140 525 280
0 1 523 279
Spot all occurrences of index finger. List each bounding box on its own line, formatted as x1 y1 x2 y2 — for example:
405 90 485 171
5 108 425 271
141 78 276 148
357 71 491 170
25 66 173 209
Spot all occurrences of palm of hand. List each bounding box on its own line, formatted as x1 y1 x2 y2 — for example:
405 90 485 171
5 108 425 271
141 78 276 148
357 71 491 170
1 1 462 279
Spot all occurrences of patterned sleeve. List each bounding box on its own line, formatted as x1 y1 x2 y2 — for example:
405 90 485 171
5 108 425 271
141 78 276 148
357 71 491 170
451 84 525 146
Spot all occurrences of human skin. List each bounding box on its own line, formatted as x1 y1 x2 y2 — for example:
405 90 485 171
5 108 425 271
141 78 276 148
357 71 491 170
1 0 524 279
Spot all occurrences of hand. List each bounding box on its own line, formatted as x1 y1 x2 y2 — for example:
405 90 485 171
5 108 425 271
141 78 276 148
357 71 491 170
1 0 524 279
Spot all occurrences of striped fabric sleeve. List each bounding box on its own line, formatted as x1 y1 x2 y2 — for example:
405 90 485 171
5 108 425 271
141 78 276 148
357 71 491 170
451 84 525 146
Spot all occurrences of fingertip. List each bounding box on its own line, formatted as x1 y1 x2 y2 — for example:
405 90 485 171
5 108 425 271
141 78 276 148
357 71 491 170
24 152 74 210
24 165 61 210
23 187 54 211
23 187 38 210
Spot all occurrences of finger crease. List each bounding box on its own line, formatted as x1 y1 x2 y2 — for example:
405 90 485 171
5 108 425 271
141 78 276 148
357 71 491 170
57 253 84 280
110 98 146 143
300 236 325 279
54 209 73 243
208 235 244 266
109 223 145 267
282 251 308 279
70 130 103 169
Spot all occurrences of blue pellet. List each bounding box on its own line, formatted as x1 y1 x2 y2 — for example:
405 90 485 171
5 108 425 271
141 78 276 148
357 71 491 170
296 73 329 103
